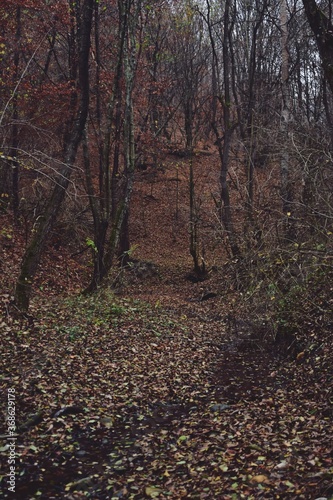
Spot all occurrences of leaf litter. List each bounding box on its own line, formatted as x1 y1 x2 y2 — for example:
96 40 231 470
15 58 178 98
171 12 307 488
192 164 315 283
1 282 332 499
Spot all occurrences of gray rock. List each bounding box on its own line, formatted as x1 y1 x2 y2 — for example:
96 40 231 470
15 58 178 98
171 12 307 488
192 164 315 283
210 403 230 412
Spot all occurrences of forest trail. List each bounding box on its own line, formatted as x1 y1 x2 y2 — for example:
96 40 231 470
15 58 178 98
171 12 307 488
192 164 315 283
1 153 333 497
0 144 332 498
2 252 332 498
1 0 333 495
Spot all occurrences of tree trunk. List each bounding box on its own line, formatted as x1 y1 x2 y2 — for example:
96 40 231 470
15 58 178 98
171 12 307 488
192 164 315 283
11 6 21 223
82 131 108 292
201 0 239 257
219 0 240 257
93 0 138 283
280 0 292 228
189 155 204 276
119 210 130 262
83 0 138 293
83 1 126 294
302 0 333 95
14 0 94 311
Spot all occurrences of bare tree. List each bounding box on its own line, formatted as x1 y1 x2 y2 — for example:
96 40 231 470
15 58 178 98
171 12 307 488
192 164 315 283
14 0 94 311
204 0 240 256
280 0 293 231
83 0 141 292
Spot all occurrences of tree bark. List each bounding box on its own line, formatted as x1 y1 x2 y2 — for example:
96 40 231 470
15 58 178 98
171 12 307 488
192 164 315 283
84 0 138 293
189 155 203 275
83 2 126 293
280 0 292 228
219 0 240 257
302 0 333 94
14 0 94 311
103 0 137 277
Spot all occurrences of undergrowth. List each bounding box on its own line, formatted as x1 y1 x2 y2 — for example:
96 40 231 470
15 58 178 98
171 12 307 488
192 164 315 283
224 241 333 356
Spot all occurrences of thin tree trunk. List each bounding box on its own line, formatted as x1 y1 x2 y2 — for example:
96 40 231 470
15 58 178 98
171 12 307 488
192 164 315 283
243 1 268 227
84 0 132 293
189 155 202 275
11 6 21 223
82 131 108 291
96 0 138 282
14 0 94 311
219 0 240 257
280 0 293 241
202 0 239 257
119 210 130 258
104 13 136 273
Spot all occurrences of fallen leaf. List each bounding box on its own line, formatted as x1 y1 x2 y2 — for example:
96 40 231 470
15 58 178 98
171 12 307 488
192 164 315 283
145 485 162 497
251 475 269 484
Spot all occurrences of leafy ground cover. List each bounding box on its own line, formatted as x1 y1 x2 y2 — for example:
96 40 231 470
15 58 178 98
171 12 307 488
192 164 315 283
1 153 333 499
1 269 332 499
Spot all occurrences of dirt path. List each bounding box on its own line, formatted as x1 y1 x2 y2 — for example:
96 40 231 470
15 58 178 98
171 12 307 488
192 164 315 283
1 260 333 499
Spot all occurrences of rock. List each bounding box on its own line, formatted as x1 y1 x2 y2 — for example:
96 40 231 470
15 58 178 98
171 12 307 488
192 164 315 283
76 450 88 457
210 403 230 413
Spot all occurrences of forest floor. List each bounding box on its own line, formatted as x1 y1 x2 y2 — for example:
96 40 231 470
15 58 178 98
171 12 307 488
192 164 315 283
1 150 333 499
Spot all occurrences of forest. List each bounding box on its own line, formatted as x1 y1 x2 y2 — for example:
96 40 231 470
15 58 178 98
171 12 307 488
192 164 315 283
0 0 333 498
